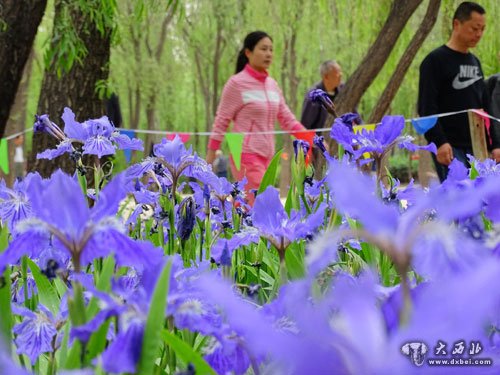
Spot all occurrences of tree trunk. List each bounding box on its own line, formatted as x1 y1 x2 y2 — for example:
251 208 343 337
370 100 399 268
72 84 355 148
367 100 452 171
368 0 441 123
0 0 47 139
212 19 224 118
417 135 436 187
145 96 157 156
279 28 300 196
27 0 112 177
2 50 35 186
334 0 424 115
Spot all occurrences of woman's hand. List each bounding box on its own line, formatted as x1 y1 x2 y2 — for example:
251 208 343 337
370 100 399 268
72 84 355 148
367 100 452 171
206 149 216 165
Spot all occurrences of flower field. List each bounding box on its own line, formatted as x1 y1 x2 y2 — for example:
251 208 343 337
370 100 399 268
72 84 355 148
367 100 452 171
1 108 500 374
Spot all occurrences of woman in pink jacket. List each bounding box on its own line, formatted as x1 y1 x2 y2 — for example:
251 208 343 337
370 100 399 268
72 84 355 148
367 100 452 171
207 31 313 204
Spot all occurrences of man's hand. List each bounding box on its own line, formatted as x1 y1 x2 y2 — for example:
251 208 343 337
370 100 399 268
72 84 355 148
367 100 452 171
491 148 500 163
436 143 453 166
206 149 216 165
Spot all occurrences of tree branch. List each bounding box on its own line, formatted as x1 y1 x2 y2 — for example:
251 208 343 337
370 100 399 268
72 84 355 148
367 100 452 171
368 0 441 123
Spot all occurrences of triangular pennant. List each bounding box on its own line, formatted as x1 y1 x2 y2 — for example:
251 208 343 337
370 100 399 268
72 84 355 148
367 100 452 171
225 133 244 170
119 129 135 164
411 116 438 134
352 124 376 134
0 139 9 174
352 124 377 159
166 132 191 143
471 109 492 144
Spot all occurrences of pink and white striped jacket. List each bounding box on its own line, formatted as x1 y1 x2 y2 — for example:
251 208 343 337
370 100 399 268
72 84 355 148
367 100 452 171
208 64 305 160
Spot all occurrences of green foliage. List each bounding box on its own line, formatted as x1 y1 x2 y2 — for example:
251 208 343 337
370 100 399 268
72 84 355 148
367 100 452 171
26 258 60 315
161 330 217 375
388 153 418 183
0 267 12 347
43 3 88 76
43 0 117 77
138 259 173 374
258 149 283 193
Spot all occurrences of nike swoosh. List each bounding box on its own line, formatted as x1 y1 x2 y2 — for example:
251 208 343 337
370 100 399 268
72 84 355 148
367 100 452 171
452 74 482 90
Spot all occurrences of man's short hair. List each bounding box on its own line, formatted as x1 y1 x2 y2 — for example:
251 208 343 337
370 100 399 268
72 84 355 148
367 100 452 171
453 2 485 23
319 60 338 77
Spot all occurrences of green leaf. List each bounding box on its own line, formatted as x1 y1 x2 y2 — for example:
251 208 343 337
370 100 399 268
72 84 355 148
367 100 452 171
0 268 12 348
26 258 60 315
87 255 115 318
63 339 82 369
138 259 173 374
85 320 111 364
0 224 9 252
54 277 68 298
284 243 305 279
284 182 294 215
258 149 283 194
55 323 68 364
161 330 216 375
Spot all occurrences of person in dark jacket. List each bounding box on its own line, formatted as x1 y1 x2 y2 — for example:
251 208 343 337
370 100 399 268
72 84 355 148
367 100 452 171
105 93 123 128
301 60 349 178
486 73 500 119
418 2 500 182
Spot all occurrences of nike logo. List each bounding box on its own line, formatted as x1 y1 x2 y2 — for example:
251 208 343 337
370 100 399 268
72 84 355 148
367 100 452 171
452 74 482 90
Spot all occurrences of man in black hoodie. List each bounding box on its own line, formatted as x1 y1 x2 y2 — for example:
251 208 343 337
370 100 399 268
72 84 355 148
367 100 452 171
418 1 500 182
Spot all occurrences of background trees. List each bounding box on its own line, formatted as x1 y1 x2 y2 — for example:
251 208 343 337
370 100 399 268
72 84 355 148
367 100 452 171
0 0 47 139
1 0 499 181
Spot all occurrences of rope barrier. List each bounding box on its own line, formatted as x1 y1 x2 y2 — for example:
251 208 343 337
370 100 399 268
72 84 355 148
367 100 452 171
3 128 33 141
2 108 499 140
113 108 499 136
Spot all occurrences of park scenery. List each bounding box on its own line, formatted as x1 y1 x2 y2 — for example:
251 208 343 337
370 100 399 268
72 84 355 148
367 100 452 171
1 1 500 374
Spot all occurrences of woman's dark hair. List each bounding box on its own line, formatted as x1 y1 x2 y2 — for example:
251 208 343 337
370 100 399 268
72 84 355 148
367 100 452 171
235 31 272 74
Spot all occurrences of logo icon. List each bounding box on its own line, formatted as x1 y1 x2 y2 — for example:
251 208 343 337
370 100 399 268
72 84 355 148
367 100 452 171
401 342 429 366
452 74 482 90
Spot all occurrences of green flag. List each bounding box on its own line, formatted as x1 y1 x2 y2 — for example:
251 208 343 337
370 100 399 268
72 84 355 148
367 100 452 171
0 139 9 174
225 133 244 170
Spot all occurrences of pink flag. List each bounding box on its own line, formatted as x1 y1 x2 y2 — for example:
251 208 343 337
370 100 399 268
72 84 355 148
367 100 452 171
471 109 491 145
166 132 191 143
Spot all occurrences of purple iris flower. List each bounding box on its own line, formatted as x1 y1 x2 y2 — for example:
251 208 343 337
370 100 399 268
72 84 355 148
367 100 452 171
0 170 162 273
203 329 252 375
35 107 143 160
0 342 32 375
308 89 337 117
195 273 349 374
252 186 327 261
331 115 436 161
101 318 144 373
211 230 260 264
0 173 39 235
125 136 217 198
11 274 37 304
69 274 147 373
176 196 196 241
313 135 327 154
333 112 362 130
34 114 66 141
12 304 58 365
309 89 333 106
38 244 70 279
292 139 310 160
169 293 223 336
468 155 500 177
326 158 497 281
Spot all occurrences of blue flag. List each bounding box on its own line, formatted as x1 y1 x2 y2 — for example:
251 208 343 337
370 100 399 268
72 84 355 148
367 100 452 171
411 116 438 135
120 130 135 164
